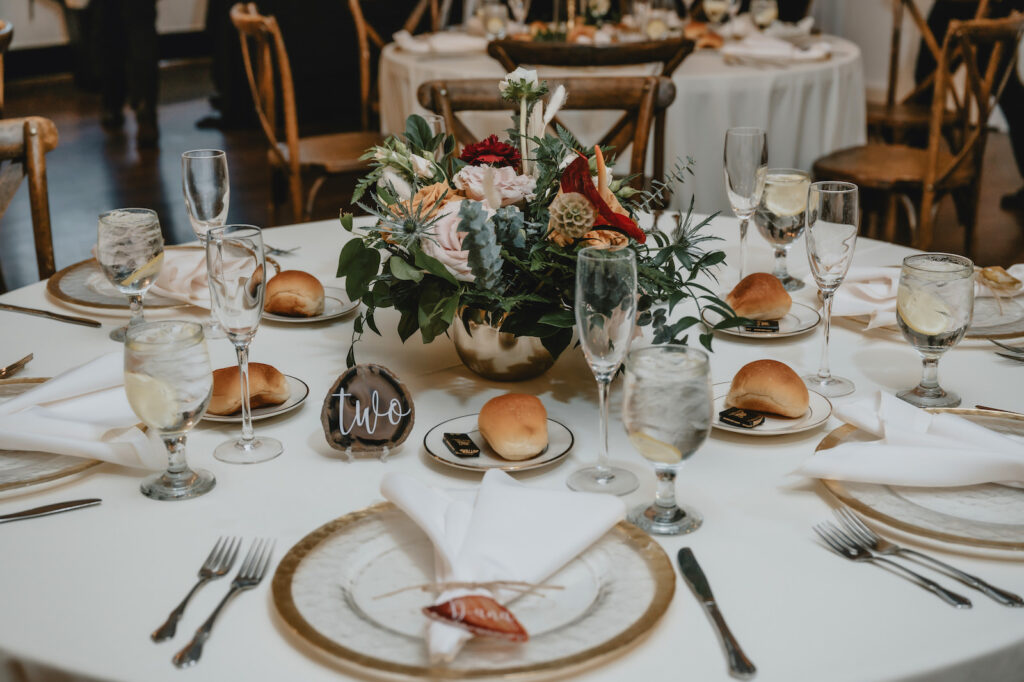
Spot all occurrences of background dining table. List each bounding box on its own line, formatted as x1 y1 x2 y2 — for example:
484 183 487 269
379 36 867 215
0 214 1021 682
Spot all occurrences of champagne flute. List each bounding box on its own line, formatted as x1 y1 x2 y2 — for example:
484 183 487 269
124 320 215 500
803 181 858 397
183 149 230 339
97 208 165 343
753 168 810 291
896 253 975 407
206 225 283 464
724 127 768 282
622 345 712 535
508 0 531 26
568 246 640 496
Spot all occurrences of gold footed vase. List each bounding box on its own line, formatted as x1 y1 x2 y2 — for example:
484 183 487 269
452 308 557 381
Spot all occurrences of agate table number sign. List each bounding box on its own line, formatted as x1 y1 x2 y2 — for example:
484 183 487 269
321 364 415 461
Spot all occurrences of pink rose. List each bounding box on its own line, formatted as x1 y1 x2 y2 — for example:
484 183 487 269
419 200 495 283
453 166 536 207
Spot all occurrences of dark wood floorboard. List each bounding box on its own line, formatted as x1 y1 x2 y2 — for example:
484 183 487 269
1 58 1022 291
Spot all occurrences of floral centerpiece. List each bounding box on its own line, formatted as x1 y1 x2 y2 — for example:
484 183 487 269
338 68 741 376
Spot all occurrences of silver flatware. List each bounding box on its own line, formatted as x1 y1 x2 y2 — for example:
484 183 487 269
989 338 1024 354
0 353 32 379
173 538 274 667
265 244 300 256
974 404 1024 417
814 522 971 608
677 548 756 680
833 508 1023 607
995 351 1024 363
0 498 101 524
0 303 102 328
152 536 241 642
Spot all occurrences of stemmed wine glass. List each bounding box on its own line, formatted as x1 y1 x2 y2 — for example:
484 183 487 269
205 225 283 464
183 149 230 339
803 181 859 398
622 345 712 535
724 127 768 282
568 246 639 496
750 0 779 30
896 253 975 407
124 320 215 500
97 208 165 343
703 0 736 27
753 168 810 291
508 0 531 26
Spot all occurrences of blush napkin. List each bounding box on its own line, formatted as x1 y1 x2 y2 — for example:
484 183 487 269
795 391 1024 486
392 29 488 55
380 470 625 662
831 264 1024 329
0 352 163 469
721 30 831 63
148 249 215 308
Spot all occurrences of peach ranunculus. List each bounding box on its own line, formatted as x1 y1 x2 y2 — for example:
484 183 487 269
453 166 536 207
392 183 464 221
419 200 495 283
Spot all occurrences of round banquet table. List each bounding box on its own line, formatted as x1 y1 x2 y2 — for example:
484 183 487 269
378 38 867 215
0 215 1022 682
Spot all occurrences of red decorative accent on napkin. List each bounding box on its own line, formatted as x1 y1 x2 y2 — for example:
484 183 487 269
423 595 529 642
460 135 522 172
559 156 646 244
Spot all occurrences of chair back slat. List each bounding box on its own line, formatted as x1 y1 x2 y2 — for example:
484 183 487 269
0 20 13 118
487 38 694 77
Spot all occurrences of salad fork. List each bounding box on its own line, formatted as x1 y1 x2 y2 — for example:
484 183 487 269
152 536 240 642
813 522 972 608
834 508 1023 607
173 538 274 667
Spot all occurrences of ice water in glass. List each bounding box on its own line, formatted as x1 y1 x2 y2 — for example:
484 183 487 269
97 208 164 343
754 168 809 291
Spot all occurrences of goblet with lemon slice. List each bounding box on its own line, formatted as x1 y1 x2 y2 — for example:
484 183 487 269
896 253 975 408
97 208 165 342
622 346 713 535
754 168 810 291
124 321 215 500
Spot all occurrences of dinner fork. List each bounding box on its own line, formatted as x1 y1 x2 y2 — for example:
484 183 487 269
833 508 1023 607
172 538 274 667
813 522 972 608
152 536 240 642
0 353 32 379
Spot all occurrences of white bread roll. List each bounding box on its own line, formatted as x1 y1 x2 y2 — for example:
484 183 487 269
478 393 548 461
208 363 291 415
264 270 325 317
726 359 809 418
726 273 792 320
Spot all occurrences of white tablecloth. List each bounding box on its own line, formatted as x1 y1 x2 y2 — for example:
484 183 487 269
379 38 867 215
0 216 1022 682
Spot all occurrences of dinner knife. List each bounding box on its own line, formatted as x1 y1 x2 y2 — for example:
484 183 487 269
0 498 102 524
0 303 102 328
677 548 757 680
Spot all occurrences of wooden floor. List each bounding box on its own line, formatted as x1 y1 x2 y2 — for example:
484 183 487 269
1 58 1023 291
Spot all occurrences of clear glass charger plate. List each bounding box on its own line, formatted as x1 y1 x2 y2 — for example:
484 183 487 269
200 375 309 423
712 382 832 436
0 379 102 492
816 408 1024 550
702 301 820 338
423 415 574 473
272 502 675 680
263 286 359 323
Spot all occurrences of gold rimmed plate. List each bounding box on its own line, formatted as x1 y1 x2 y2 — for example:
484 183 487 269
262 286 359 324
816 408 1024 550
702 301 820 339
201 375 309 423
712 382 832 436
423 414 574 472
271 502 675 680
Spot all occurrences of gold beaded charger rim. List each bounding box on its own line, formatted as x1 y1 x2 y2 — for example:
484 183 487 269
0 378 103 492
816 408 1024 551
271 501 676 680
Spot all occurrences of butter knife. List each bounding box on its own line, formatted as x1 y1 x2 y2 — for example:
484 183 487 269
0 498 102 524
0 303 102 328
678 548 756 679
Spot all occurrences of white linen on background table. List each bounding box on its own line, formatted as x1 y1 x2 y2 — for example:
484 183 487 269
377 37 866 215
0 216 1021 682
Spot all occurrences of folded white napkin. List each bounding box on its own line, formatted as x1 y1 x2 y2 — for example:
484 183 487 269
832 264 1024 329
148 249 214 308
721 30 831 63
0 353 164 469
764 16 815 40
795 392 1024 486
380 470 625 662
392 30 488 55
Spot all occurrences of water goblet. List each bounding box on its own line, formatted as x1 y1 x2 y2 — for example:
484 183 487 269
567 246 640 496
703 0 736 26
97 208 165 343
724 127 768 282
753 168 810 291
750 0 778 30
896 253 975 407
803 181 858 397
508 0 531 27
206 225 283 464
182 149 230 339
124 320 215 501
483 1 509 38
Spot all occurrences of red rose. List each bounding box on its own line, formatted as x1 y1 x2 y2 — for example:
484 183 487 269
460 135 522 171
560 156 645 244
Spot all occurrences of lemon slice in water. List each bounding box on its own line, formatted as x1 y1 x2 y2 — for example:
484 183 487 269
124 372 179 430
122 252 165 287
898 288 951 336
630 432 682 464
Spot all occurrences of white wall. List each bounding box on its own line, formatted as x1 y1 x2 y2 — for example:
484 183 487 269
2 0 208 51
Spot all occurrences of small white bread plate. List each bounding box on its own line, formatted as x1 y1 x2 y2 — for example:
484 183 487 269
711 382 832 436
201 375 309 423
424 414 574 472
702 301 820 339
263 286 359 323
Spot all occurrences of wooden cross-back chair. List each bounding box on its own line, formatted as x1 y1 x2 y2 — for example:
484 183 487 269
0 117 58 293
487 38 693 185
0 20 13 118
814 12 1024 256
230 3 383 224
417 76 676 189
869 0 992 143
350 0 440 132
